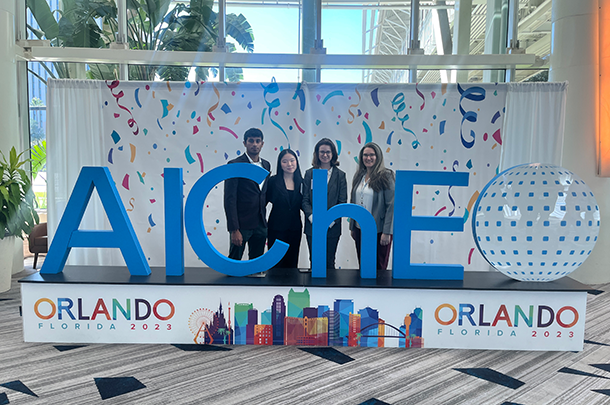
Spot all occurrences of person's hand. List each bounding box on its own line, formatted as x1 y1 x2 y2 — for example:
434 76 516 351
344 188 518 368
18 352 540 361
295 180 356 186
380 233 391 246
231 230 243 246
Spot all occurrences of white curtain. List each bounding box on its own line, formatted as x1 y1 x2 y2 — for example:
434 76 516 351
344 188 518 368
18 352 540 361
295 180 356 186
47 79 125 266
501 82 568 169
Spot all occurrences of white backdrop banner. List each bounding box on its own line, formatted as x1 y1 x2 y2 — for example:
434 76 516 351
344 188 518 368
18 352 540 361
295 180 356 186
82 80 508 270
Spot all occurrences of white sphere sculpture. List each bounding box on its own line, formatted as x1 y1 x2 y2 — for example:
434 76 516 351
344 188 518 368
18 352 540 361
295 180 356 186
472 163 600 282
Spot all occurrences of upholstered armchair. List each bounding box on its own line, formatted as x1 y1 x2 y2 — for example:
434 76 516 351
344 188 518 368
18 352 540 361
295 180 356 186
28 222 48 269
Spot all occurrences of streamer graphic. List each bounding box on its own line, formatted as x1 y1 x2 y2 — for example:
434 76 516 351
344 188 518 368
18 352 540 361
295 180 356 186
207 85 220 127
197 152 204 173
292 82 306 111
293 118 305 134
322 90 344 105
371 88 380 107
416 83 425 110
391 92 420 149
262 78 290 147
106 80 139 135
458 84 486 149
219 126 239 139
447 160 459 216
134 88 142 108
347 88 362 124
185 146 196 164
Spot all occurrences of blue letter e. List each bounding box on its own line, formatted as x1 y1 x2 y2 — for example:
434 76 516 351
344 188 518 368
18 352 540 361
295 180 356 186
392 170 468 280
40 167 150 276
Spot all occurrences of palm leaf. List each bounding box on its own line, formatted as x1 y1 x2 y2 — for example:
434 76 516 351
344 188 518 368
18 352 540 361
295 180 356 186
26 0 60 39
226 13 254 52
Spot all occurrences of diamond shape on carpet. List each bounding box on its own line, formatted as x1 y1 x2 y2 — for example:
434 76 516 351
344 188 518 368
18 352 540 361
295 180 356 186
0 392 7 405
172 344 232 352
558 367 609 379
299 347 354 364
54 345 87 352
593 389 610 396
454 368 525 389
0 381 37 397
0 299 11 302
359 398 391 405
94 377 146 400
591 364 610 373
500 402 524 405
585 340 610 347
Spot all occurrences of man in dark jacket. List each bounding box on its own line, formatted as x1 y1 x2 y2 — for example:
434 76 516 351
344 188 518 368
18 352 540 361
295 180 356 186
223 128 271 260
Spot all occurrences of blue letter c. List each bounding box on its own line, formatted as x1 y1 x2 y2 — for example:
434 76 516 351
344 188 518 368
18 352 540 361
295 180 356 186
184 163 288 276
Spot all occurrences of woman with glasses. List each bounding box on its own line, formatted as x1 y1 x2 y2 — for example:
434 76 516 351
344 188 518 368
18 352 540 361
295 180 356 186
267 149 304 269
350 142 395 276
302 138 348 269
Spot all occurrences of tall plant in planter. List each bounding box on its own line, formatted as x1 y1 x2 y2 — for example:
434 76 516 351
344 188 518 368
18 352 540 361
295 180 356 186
0 147 39 292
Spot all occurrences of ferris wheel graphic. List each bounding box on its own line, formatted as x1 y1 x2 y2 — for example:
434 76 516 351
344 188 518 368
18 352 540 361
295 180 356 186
188 308 217 344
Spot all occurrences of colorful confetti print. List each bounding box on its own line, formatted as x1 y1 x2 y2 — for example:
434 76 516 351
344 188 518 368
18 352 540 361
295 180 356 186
101 81 506 270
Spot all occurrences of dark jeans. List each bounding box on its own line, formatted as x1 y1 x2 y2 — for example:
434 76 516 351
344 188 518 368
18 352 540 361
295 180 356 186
306 234 340 270
351 227 392 274
228 219 267 260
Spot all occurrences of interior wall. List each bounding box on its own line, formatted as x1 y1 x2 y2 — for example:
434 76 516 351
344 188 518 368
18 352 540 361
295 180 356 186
550 0 608 284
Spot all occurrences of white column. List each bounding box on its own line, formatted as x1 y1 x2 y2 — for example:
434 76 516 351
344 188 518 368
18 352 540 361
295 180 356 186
483 0 508 83
549 0 607 283
0 2 21 155
452 0 472 82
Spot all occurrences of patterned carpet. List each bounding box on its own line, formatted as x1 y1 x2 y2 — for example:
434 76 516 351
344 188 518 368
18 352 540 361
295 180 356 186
2 258 610 404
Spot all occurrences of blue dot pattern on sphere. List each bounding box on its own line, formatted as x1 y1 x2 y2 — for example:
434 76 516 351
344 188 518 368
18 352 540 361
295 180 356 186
472 163 600 282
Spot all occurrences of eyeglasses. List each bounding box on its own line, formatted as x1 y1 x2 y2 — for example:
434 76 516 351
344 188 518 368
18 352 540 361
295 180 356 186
363 153 376 158
319 151 332 155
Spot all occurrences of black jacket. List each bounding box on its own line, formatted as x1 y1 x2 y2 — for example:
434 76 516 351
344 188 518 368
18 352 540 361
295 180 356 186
266 174 303 232
301 167 348 238
223 153 271 232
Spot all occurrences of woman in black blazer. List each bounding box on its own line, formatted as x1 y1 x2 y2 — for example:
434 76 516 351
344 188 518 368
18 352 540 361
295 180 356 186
267 149 304 269
302 138 348 269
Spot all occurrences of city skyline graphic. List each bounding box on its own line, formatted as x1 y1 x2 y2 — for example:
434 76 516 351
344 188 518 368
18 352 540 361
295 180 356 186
188 289 423 348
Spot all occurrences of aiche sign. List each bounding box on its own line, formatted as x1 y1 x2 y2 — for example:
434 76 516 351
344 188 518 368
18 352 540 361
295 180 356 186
40 165 469 280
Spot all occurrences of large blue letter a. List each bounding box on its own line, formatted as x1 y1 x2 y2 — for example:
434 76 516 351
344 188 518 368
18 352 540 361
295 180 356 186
40 167 150 275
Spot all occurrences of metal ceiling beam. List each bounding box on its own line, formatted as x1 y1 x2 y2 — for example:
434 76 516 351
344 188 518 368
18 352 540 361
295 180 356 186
19 46 536 69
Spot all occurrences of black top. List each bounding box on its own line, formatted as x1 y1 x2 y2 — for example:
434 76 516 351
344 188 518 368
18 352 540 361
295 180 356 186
301 167 348 237
266 175 303 231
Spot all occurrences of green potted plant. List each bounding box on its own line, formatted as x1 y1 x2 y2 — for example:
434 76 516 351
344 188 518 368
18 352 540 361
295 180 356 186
0 147 39 292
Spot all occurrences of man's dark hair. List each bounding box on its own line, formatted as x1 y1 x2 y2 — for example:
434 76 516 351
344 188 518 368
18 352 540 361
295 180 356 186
244 128 263 142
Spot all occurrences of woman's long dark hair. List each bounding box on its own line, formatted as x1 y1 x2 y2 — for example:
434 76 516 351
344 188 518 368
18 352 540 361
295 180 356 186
276 149 303 188
351 142 393 193
311 138 340 168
